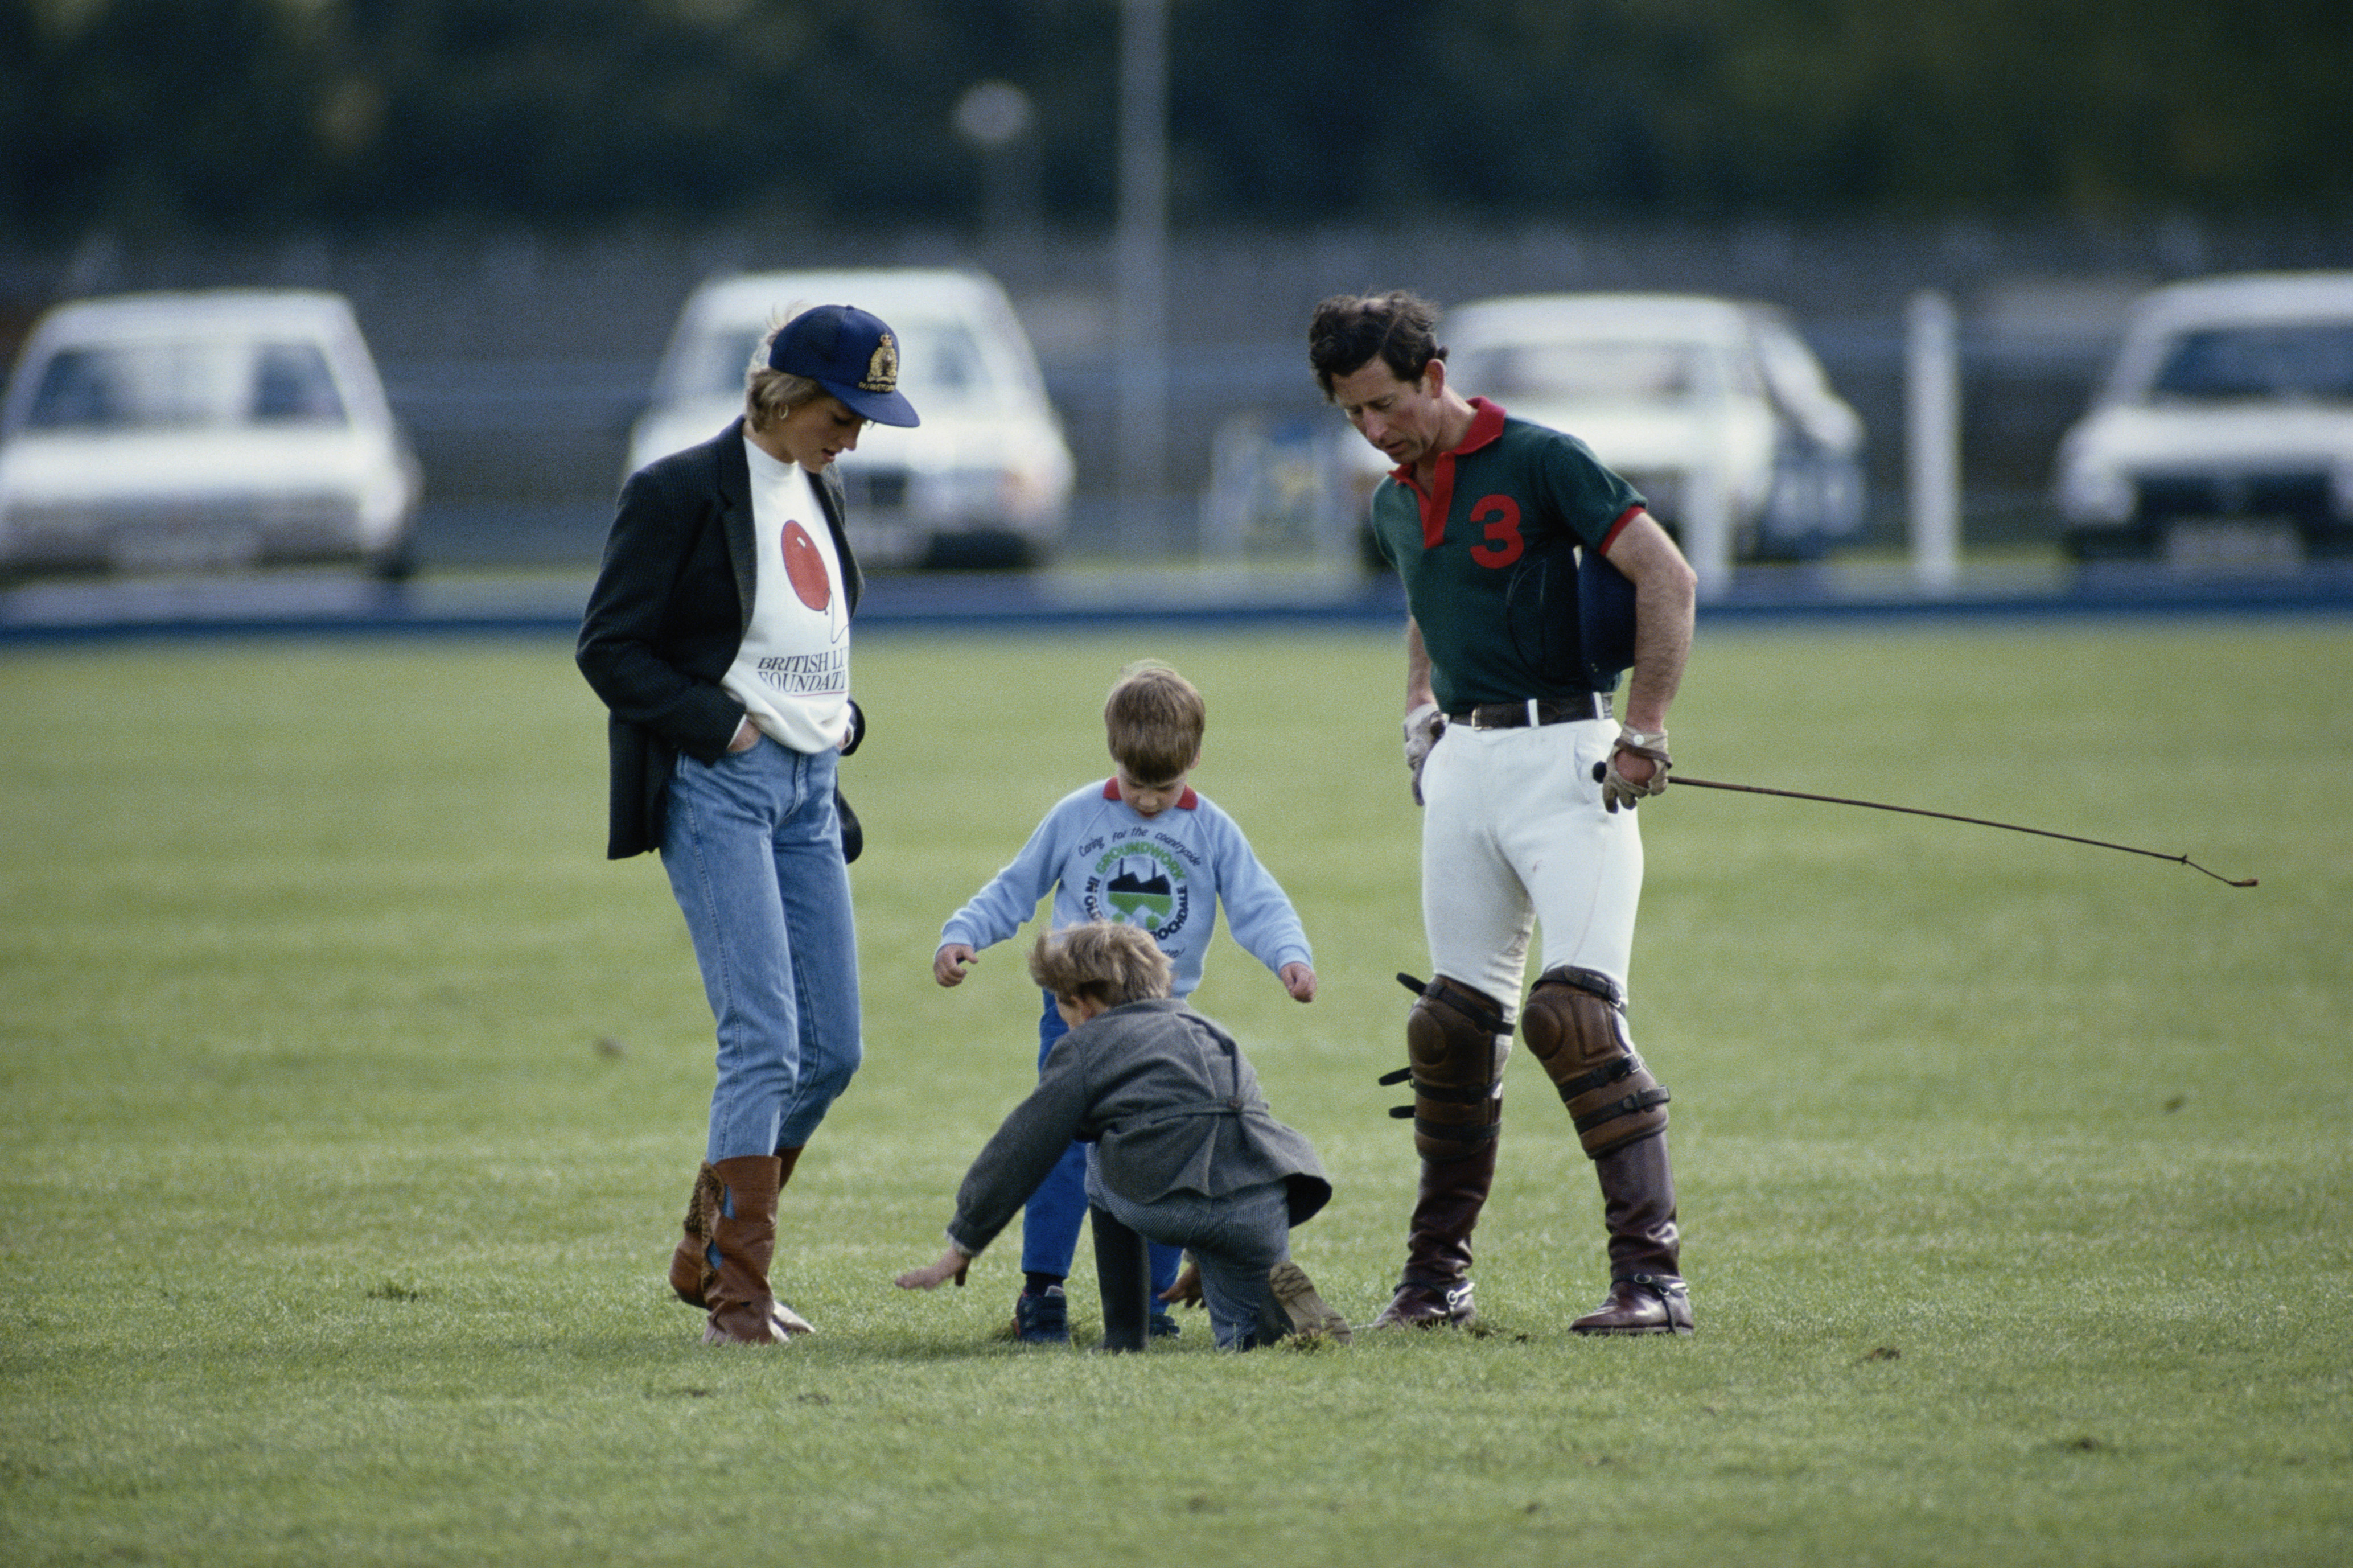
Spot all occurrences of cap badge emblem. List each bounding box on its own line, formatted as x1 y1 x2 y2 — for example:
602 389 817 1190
861 331 899 393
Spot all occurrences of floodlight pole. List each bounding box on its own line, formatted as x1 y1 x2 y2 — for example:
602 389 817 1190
1115 0 1170 550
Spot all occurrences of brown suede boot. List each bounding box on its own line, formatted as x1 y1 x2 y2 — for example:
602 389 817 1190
1367 1138 1498 1329
1569 1132 1693 1335
669 1146 802 1311
701 1154 787 1345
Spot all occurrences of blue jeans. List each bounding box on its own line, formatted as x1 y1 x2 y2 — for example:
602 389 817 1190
660 738 862 1163
1021 992 1183 1303
1087 1174 1293 1349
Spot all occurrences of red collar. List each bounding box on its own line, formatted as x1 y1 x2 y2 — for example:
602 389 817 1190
1393 398 1508 548
1101 777 1198 810
1387 397 1507 487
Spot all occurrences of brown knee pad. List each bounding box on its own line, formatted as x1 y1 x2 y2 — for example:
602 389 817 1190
1383 973 1509 1160
1520 966 1669 1158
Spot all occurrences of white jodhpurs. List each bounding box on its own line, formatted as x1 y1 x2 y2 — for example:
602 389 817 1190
1417 716 1643 1018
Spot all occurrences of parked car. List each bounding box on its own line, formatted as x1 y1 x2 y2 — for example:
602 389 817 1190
1343 292 1866 561
2053 271 2353 560
0 290 421 580
628 269 1074 570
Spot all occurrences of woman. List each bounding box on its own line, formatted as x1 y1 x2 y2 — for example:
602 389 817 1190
577 303 917 1345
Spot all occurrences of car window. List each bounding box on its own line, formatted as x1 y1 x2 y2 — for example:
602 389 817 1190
1455 338 1755 403
682 328 767 400
252 342 348 423
910 321 991 401
1457 341 1688 401
2148 322 2353 402
678 318 999 406
1750 320 1833 406
23 339 348 430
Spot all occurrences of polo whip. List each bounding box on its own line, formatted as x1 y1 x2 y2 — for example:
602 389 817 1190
1663 772 2258 887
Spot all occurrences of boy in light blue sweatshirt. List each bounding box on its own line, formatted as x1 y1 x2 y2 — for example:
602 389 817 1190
933 661 1316 1343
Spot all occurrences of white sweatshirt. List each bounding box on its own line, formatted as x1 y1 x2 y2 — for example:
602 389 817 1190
722 438 853 754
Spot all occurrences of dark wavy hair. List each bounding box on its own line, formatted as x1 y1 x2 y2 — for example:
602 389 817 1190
1308 290 1446 397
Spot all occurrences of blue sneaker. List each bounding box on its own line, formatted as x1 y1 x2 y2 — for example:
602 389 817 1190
1012 1285 1069 1344
1148 1311 1181 1339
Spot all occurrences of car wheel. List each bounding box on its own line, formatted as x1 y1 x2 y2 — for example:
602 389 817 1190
2298 517 2353 559
920 529 1039 571
367 540 419 582
2061 520 2161 561
1745 530 1831 565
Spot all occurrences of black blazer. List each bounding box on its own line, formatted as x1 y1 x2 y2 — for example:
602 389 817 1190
576 418 863 860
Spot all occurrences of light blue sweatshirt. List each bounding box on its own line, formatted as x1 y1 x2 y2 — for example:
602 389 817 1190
939 778 1312 999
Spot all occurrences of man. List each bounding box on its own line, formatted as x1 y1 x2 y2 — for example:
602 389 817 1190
577 303 917 1345
1307 290 1700 1335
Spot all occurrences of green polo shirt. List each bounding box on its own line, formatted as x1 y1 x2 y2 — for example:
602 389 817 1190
1368 398 1646 712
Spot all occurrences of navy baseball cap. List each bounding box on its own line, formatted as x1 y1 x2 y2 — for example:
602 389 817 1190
767 304 920 427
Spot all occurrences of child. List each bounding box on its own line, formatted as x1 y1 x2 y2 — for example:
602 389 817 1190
898 921 1348 1350
933 661 1317 1343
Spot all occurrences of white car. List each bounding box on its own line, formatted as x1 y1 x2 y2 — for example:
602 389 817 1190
628 269 1074 569
0 290 421 579
2054 272 2353 560
1347 293 1866 561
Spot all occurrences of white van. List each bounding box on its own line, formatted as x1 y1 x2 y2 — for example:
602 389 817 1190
0 290 421 579
629 269 1074 569
2054 272 2353 561
1338 293 1867 562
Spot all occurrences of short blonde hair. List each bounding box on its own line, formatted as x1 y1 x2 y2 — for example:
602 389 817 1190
744 314 825 433
1104 661 1204 783
1028 920 1174 1009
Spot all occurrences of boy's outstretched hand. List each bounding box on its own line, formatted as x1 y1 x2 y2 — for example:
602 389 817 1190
1280 962 1317 1002
896 1246 971 1291
933 943 978 987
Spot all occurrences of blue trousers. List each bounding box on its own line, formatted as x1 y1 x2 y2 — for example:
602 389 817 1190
660 739 862 1164
1020 991 1183 1302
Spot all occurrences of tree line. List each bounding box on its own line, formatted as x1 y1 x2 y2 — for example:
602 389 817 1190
6 0 2346 239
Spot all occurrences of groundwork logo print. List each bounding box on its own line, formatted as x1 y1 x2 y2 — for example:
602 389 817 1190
1081 837 1191 941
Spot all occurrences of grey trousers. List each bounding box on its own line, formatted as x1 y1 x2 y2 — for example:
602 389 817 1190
1086 1169 1291 1348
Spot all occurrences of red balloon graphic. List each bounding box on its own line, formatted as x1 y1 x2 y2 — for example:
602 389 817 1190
782 521 831 611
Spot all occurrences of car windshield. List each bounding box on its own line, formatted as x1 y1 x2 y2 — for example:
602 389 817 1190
2146 322 2353 402
678 318 1000 406
1455 339 1718 403
22 339 348 431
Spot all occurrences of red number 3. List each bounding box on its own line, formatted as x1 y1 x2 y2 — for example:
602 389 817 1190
1468 495 1524 567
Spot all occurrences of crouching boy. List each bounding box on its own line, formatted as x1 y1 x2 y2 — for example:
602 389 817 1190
896 921 1348 1350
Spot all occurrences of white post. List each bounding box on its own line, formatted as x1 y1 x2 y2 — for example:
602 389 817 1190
1114 0 1169 551
1684 343 1735 599
1906 289 1961 594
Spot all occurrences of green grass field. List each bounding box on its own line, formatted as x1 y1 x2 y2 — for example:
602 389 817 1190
2 620 2348 1566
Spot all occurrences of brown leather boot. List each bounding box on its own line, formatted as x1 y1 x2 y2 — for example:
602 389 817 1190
1367 1139 1498 1328
1569 1273 1693 1335
701 1154 787 1345
669 1146 802 1311
1569 1132 1693 1335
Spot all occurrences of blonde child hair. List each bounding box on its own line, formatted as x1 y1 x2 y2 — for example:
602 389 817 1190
1027 920 1175 1010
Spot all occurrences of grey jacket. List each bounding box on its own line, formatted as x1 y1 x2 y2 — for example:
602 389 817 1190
946 998 1331 1257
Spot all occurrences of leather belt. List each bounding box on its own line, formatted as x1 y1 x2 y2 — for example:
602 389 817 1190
1450 694 1612 730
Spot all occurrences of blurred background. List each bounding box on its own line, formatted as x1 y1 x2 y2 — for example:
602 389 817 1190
2 0 2349 585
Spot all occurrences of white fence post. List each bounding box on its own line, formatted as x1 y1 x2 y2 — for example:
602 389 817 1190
1685 344 1735 599
1906 289 1961 593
